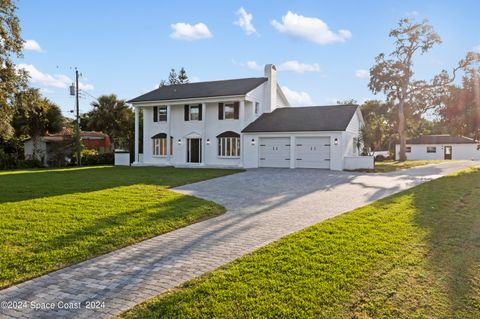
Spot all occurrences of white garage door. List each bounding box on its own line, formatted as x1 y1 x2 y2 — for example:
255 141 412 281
295 137 330 169
259 137 291 168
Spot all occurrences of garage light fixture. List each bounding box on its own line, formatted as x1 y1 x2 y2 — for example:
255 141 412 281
334 138 339 145
177 139 182 145
206 139 210 145
251 138 255 145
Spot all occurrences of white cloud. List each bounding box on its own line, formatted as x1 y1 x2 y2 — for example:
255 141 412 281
474 45 480 53
17 64 94 90
281 86 314 106
278 60 320 73
271 11 351 45
246 60 262 70
24 39 43 52
170 22 212 41
235 7 257 35
355 69 369 78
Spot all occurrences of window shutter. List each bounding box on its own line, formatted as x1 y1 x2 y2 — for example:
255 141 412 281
198 104 203 121
153 106 158 122
233 102 240 119
218 103 224 120
184 105 189 121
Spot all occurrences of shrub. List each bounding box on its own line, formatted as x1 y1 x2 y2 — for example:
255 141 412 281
81 153 114 166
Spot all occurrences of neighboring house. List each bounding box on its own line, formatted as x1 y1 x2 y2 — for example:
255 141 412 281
24 128 111 166
395 135 480 160
128 64 365 170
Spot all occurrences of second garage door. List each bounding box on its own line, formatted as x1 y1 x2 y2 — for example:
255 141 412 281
295 137 331 169
259 137 291 168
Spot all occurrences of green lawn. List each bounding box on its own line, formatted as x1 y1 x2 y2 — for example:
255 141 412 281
349 160 450 173
373 160 450 172
0 166 240 288
121 168 480 319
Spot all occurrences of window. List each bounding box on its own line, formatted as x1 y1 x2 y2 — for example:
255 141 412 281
255 102 260 114
218 137 240 157
224 103 235 119
190 105 200 121
406 146 411 153
153 137 173 156
158 107 167 121
427 146 436 153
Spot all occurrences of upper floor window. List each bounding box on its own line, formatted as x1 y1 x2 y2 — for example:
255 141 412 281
218 102 239 120
190 105 200 120
255 102 260 115
158 107 167 121
426 146 436 153
224 103 235 119
153 106 167 122
184 104 202 121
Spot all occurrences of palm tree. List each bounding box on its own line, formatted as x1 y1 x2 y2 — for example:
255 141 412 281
83 94 133 149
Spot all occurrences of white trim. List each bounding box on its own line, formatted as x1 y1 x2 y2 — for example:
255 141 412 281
131 95 245 107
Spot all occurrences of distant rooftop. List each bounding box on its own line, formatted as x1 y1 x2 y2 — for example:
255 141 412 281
406 135 477 144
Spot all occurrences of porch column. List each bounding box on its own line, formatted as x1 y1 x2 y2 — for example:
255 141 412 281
240 100 245 166
202 103 207 164
134 106 140 164
167 104 171 163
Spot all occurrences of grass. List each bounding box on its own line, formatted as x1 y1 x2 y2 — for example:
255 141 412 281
352 160 450 173
120 168 480 319
0 166 240 288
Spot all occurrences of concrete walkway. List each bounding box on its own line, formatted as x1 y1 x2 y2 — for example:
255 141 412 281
0 161 477 318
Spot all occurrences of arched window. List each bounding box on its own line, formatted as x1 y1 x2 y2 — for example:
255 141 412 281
216 131 240 158
152 133 173 156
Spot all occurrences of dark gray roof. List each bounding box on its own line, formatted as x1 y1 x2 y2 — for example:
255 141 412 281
242 105 359 133
128 77 267 103
406 135 477 144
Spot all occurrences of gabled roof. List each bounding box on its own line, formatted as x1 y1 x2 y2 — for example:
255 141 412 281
242 105 359 133
406 135 477 144
128 77 268 103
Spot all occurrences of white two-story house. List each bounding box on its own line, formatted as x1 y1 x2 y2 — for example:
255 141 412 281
128 64 365 170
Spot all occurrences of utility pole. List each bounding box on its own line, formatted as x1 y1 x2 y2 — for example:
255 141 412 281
75 68 81 166
70 68 82 166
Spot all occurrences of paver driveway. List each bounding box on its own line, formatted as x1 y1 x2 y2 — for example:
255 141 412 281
0 161 477 319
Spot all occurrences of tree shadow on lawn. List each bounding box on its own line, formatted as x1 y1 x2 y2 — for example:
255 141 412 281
1 192 223 288
0 166 239 204
412 169 480 317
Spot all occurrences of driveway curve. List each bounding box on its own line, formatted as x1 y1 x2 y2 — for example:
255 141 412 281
0 161 477 319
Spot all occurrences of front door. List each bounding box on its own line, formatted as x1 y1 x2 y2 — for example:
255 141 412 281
444 146 452 160
187 138 202 163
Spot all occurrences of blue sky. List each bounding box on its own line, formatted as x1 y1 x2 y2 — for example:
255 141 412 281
16 0 480 117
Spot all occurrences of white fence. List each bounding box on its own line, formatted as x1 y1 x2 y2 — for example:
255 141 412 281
344 156 374 170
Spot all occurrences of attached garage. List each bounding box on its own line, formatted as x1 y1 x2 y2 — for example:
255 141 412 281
295 137 330 169
259 137 290 168
242 105 365 170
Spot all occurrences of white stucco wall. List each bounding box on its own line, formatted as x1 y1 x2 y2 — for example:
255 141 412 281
142 101 248 167
24 139 47 165
395 143 480 160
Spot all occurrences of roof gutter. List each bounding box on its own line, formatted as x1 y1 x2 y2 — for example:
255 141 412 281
129 94 246 107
